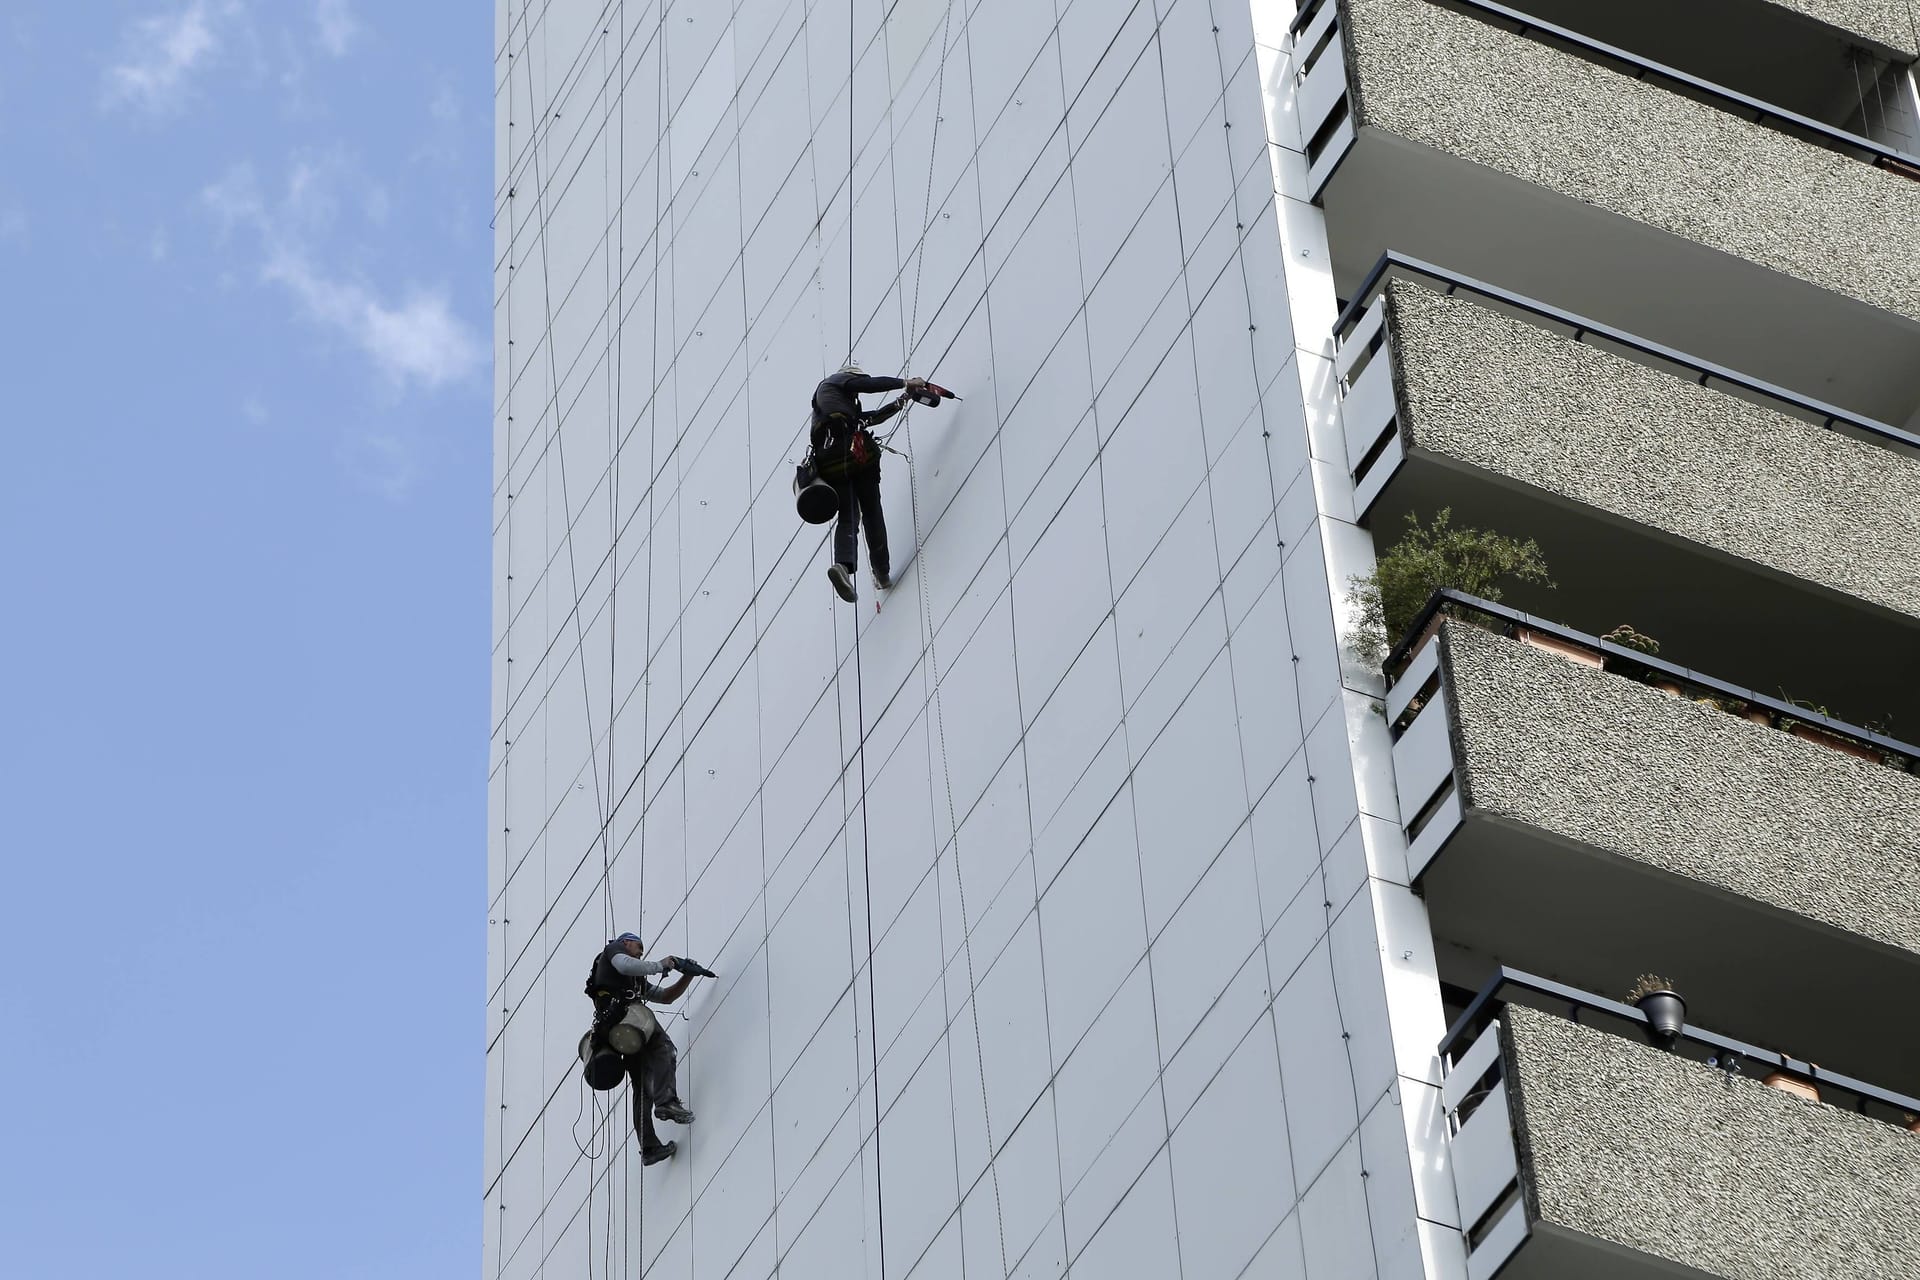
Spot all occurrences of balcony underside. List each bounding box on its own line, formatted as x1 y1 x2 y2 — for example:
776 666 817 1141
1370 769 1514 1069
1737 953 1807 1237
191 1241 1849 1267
1460 0 1917 119
1321 129 1920 428
1495 1224 1723 1280
1367 448 1920 732
1423 811 1920 1089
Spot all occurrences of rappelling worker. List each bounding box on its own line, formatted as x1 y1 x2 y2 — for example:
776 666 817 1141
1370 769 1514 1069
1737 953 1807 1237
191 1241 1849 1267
809 362 927 602
586 932 702 1165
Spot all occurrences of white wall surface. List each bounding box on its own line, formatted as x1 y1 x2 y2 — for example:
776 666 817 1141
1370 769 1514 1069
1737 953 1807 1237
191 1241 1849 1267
487 1 1444 1276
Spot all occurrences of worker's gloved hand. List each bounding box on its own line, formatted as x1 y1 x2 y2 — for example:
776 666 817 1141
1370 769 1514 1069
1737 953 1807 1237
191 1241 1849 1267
658 955 680 972
903 376 927 392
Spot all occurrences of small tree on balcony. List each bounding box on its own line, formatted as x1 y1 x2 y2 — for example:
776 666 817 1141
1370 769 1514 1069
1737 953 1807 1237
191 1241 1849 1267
1349 509 1553 666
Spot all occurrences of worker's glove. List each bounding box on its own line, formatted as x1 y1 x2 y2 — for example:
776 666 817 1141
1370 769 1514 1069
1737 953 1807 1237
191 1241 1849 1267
903 376 928 393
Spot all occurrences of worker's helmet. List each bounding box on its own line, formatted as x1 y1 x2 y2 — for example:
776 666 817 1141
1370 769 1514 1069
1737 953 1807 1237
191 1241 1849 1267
839 359 864 376
613 931 643 947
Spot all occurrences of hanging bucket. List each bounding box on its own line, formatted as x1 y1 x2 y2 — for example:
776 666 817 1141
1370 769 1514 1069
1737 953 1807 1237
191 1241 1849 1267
578 1032 626 1090
794 460 837 524
604 1003 659 1055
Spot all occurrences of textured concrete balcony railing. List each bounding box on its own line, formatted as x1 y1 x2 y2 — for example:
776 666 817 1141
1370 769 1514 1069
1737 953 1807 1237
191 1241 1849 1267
1440 982 1920 1280
1386 613 1920 1087
1289 0 1920 426
1337 264 1920 732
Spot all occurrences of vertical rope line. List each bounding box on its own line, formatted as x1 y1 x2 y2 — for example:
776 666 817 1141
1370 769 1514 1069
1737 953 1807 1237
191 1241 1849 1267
897 428 1008 1271
853 605 887 1280
633 0 668 1266
892 1 1008 1262
848 0 857 362
494 11 520 1275
605 6 631 1275
843 7 889 1276
522 13 601 1275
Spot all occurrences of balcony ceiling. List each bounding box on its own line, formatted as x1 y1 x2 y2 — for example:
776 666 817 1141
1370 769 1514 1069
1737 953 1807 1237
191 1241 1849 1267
1424 811 1920 1091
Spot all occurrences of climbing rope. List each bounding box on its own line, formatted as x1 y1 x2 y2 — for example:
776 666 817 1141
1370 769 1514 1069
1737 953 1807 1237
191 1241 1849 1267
519 12 622 1275
888 6 1013 1271
837 7 893 1277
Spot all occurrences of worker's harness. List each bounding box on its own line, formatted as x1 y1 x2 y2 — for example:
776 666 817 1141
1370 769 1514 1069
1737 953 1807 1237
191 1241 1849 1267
579 962 663 1090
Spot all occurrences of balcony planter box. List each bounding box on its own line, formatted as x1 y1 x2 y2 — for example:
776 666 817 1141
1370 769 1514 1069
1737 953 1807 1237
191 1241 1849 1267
1763 1071 1820 1102
1787 722 1882 762
1515 626 1602 669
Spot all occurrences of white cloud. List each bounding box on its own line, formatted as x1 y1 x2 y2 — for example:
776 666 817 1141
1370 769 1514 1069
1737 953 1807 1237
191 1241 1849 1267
263 246 480 388
104 1 237 115
202 162 263 229
428 80 459 124
202 159 482 392
314 0 358 57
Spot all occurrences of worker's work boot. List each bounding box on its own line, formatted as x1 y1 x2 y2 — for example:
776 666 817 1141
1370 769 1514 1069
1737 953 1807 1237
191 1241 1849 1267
828 563 857 602
641 1140 677 1166
654 1099 695 1125
872 568 891 591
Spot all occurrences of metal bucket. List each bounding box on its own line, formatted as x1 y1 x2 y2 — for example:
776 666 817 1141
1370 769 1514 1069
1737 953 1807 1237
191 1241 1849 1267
794 462 837 524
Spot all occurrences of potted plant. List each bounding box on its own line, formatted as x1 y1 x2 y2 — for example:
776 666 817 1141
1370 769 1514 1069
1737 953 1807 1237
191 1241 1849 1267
1347 509 1555 669
1625 974 1685 1046
1601 623 1660 657
1601 624 1681 694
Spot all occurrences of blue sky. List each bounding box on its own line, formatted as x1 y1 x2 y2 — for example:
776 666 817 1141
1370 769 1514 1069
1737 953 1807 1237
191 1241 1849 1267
0 3 487 1275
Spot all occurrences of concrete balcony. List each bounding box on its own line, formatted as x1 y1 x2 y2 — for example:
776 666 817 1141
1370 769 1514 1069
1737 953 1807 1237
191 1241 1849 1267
1482 0 1918 147
1290 0 1920 428
1441 979 1920 1280
1387 611 1920 1088
1336 262 1920 731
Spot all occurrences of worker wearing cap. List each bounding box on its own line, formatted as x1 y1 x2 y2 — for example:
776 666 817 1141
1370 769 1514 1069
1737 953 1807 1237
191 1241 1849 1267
809 362 928 602
586 933 695 1164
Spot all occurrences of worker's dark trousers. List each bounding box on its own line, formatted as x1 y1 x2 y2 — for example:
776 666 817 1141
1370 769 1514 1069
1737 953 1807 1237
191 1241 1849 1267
832 462 889 578
626 1031 683 1152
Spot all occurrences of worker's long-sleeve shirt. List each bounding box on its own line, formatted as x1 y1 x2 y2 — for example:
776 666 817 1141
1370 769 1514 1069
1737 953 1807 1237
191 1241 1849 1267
607 952 672 1002
609 953 671 979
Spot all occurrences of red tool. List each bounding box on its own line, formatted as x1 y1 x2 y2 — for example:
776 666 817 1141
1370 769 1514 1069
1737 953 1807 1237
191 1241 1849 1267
907 380 959 407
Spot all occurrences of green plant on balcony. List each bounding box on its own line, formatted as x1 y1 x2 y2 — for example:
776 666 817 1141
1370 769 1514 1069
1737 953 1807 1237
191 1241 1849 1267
1775 692 1831 733
1348 508 1553 666
1777 692 1888 764
1601 623 1687 694
1600 623 1660 656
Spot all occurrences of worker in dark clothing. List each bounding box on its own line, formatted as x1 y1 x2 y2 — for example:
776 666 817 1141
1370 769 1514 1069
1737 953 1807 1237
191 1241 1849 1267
586 932 698 1165
810 363 928 602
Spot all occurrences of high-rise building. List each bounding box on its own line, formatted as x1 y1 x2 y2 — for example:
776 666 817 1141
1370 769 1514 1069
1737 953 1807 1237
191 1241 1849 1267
488 1 1920 1276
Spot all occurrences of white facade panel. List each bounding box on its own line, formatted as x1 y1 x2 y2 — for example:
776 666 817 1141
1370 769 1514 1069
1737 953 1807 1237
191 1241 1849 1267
490 1 1448 1276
